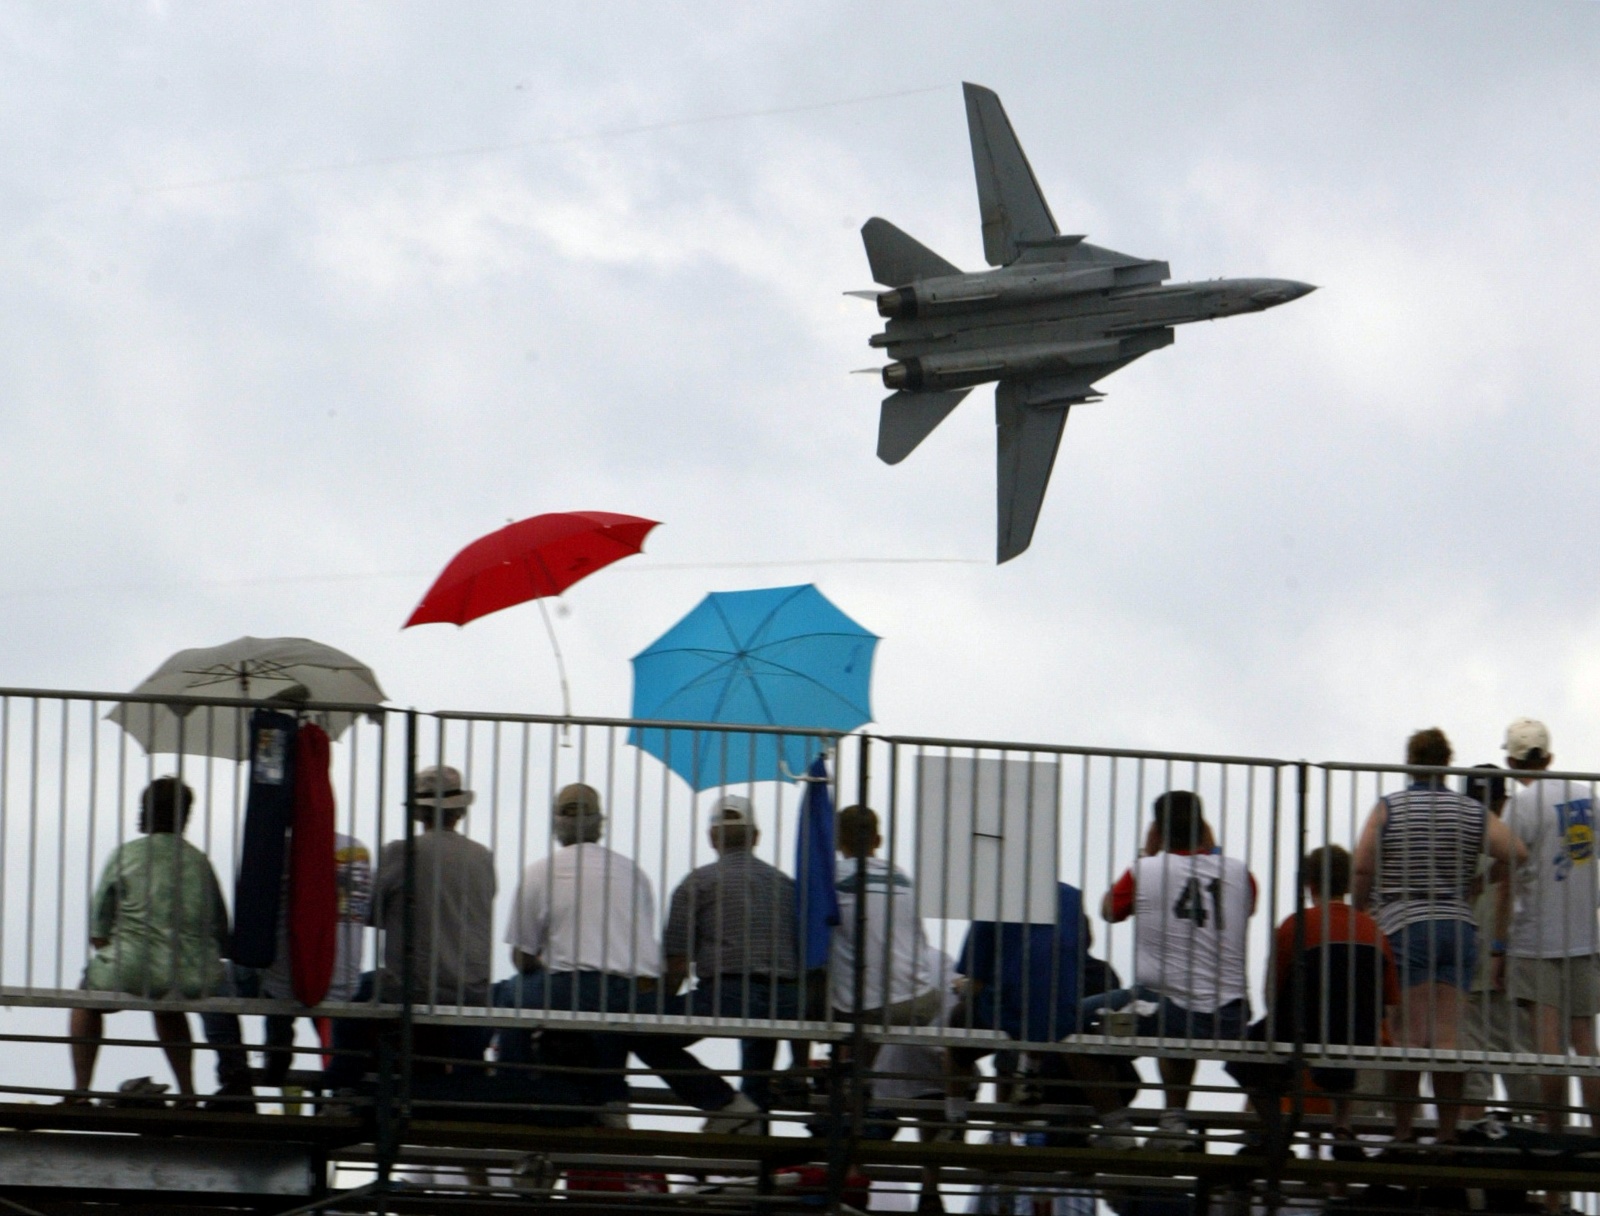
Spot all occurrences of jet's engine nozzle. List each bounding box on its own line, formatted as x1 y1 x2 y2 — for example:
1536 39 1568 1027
882 359 924 391
877 288 917 319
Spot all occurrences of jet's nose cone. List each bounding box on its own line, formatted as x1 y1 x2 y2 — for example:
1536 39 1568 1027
1251 280 1317 307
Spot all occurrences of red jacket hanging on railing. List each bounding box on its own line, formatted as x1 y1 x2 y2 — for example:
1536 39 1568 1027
288 722 338 1006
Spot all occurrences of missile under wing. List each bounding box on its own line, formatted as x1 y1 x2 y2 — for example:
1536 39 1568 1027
857 83 1314 562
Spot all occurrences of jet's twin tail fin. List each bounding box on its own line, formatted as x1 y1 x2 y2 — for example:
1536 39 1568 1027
861 217 960 287
964 82 1058 267
877 388 972 465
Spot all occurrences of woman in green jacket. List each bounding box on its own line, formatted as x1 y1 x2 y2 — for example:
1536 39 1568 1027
67 776 228 1102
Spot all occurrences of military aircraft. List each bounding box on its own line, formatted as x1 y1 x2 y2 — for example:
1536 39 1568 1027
855 83 1315 562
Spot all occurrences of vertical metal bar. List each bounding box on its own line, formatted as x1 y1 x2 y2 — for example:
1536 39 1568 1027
84 703 99 996
26 698 39 989
1282 762 1308 1173
829 732 873 1213
54 701 68 989
0 696 9 986
383 709 419 1187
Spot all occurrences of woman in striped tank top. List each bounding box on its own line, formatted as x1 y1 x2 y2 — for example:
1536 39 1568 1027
1353 728 1525 1146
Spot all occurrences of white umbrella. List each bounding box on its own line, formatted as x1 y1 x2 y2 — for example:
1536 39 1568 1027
106 636 387 760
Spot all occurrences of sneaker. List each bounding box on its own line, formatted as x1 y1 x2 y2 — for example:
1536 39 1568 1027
1157 1110 1202 1153
1088 1120 1139 1152
201 1077 255 1115
1329 1129 1366 1163
703 1092 765 1135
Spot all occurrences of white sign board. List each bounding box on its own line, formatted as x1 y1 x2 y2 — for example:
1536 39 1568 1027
914 755 1059 924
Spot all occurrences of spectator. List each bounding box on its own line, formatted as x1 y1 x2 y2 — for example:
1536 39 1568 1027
1075 790 1256 1150
946 881 1086 1131
373 764 494 1008
1459 765 1538 1120
496 782 762 1132
327 765 493 1088
68 777 228 1102
662 795 800 1111
1499 718 1600 1132
1351 727 1524 1146
1226 845 1400 1160
831 805 945 1066
204 830 371 1107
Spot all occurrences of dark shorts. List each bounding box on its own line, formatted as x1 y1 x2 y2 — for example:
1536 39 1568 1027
1225 1016 1357 1096
1389 919 1476 990
1080 986 1249 1041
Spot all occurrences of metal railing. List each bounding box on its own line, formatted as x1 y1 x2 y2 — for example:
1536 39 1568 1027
4 687 1600 1206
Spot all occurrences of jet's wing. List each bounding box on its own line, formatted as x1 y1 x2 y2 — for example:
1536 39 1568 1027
964 83 1058 267
994 360 1141 562
996 381 1073 563
877 388 971 465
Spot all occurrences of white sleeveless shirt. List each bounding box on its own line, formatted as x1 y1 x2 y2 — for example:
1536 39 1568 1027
1130 852 1253 1012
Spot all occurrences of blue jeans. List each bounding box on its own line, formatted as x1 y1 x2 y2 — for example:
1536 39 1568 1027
323 971 492 1089
492 970 736 1113
1079 985 1249 1040
686 975 800 1109
200 964 296 1088
1389 919 1477 990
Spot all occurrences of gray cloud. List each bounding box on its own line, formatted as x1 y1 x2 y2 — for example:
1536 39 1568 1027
3 0 1599 781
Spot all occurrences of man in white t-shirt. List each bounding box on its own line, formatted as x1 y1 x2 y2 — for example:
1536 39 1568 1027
830 804 945 1068
494 783 761 1131
1500 717 1600 1131
1075 791 1256 1148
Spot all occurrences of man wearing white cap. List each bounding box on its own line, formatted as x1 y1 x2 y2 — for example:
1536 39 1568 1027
1499 718 1600 1132
662 794 800 1110
497 782 763 1132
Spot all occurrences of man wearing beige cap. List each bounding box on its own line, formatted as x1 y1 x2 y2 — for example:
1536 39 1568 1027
497 782 763 1132
371 765 496 1009
1499 718 1600 1132
663 794 800 1111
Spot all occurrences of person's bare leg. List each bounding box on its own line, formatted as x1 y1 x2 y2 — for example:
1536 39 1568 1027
1391 1069 1422 1141
68 1008 103 1100
1158 1057 1196 1113
1570 1018 1600 1130
1528 1003 1568 1134
1064 1054 1132 1117
1414 983 1465 1140
1387 999 1425 1140
1333 1096 1352 1135
152 1011 196 1097
942 1048 982 1142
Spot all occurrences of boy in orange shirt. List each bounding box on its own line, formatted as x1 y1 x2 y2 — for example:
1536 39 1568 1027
1228 845 1400 1158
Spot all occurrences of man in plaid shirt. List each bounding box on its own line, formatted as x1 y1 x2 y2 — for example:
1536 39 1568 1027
663 795 800 1110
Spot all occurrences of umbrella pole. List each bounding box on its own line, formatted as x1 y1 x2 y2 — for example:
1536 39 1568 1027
534 598 574 735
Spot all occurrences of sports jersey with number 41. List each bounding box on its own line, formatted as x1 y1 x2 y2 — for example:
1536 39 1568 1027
1107 851 1257 1012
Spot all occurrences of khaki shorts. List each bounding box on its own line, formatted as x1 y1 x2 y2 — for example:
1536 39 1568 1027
1508 954 1600 1018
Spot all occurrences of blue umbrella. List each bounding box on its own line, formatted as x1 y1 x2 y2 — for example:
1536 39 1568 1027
629 584 878 790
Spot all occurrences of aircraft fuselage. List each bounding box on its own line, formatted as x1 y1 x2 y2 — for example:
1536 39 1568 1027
874 273 1315 393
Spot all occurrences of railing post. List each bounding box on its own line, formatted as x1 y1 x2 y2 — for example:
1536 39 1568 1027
827 733 872 1213
1277 761 1311 1183
375 710 417 1205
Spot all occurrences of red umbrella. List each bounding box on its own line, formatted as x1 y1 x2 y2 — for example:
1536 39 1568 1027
404 511 659 714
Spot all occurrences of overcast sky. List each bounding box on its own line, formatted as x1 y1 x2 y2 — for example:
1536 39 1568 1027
6 1 1600 772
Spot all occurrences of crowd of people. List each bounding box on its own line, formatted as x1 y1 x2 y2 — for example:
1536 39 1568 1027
61 716 1600 1169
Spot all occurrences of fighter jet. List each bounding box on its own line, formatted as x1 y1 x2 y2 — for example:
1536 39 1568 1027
856 83 1315 562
